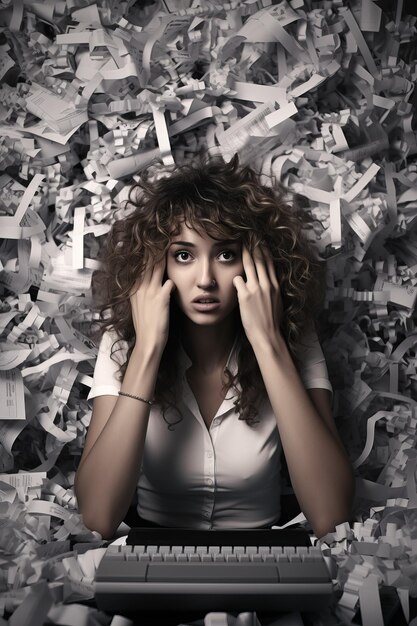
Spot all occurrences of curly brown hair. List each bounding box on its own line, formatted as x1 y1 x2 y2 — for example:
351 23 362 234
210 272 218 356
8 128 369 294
90 153 326 428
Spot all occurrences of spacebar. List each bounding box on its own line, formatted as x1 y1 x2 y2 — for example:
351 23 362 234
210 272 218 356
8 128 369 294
146 562 279 582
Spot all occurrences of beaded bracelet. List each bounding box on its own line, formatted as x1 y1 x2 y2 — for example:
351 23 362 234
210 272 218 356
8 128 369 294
118 391 154 406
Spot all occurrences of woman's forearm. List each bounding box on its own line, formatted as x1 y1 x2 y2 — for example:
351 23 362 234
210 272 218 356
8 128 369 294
74 346 162 539
252 334 355 539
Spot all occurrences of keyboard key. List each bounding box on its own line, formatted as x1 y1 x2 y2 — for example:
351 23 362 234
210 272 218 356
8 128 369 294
106 546 122 555
277 560 330 583
301 554 318 563
189 554 201 562
184 546 195 553
226 554 238 562
308 547 324 560
151 554 163 561
176 554 188 562
214 554 224 562
263 554 276 563
289 555 301 562
251 554 263 562
146 562 279 583
97 559 148 582
105 553 124 560
237 554 250 562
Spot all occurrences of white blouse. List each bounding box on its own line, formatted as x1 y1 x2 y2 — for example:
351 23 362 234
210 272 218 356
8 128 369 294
87 327 333 529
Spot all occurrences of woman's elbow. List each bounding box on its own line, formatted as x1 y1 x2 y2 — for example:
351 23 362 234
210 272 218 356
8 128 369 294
82 511 116 540
314 515 348 540
74 486 115 540
314 501 355 540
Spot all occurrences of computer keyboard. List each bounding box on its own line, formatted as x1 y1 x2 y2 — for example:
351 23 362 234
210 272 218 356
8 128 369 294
95 527 334 613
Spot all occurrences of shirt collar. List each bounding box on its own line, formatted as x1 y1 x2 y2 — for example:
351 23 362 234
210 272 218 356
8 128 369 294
178 334 241 422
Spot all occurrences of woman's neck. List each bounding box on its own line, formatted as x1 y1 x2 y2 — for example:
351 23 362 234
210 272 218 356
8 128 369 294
179 311 239 375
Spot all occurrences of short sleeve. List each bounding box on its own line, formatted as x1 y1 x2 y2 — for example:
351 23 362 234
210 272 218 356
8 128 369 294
294 325 333 403
87 329 129 401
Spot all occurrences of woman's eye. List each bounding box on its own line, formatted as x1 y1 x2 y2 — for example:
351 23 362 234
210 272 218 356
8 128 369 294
174 251 191 262
219 250 236 261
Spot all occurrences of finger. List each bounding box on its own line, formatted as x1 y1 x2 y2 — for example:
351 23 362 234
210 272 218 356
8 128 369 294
263 246 279 289
129 281 139 299
162 277 176 293
242 244 258 285
131 248 153 295
150 253 166 285
253 245 270 289
129 271 144 298
137 248 152 288
233 275 246 292
262 248 283 323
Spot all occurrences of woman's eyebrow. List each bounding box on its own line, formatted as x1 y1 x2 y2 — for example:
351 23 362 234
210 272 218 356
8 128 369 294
170 240 238 247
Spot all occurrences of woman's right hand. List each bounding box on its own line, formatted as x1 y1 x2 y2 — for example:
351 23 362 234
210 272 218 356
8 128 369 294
129 252 176 356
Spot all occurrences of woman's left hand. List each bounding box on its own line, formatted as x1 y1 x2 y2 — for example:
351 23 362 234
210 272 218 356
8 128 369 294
233 243 284 348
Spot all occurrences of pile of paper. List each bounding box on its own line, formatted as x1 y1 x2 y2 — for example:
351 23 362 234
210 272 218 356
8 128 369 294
0 0 417 625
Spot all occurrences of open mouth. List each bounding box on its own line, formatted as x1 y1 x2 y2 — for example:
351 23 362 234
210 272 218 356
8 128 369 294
192 301 221 311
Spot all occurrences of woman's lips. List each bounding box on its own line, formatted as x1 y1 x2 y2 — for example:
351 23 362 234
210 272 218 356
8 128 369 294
192 301 221 312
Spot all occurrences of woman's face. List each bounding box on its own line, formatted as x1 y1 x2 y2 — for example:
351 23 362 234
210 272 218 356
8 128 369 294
166 222 244 325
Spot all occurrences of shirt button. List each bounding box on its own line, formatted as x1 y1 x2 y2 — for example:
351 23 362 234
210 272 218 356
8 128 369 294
203 512 210 518
207 451 213 458
207 479 213 485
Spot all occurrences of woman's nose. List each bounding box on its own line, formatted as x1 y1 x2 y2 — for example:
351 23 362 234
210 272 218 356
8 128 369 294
197 262 216 288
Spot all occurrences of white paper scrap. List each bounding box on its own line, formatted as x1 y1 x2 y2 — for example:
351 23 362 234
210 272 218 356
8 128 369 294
0 369 26 420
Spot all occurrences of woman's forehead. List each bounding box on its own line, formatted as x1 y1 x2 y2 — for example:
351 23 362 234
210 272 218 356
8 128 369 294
171 219 240 241
173 221 202 237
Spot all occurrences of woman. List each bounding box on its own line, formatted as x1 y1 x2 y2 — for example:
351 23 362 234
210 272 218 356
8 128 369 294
74 153 355 540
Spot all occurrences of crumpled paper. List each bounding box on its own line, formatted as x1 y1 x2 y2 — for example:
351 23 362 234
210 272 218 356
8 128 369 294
0 0 417 625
